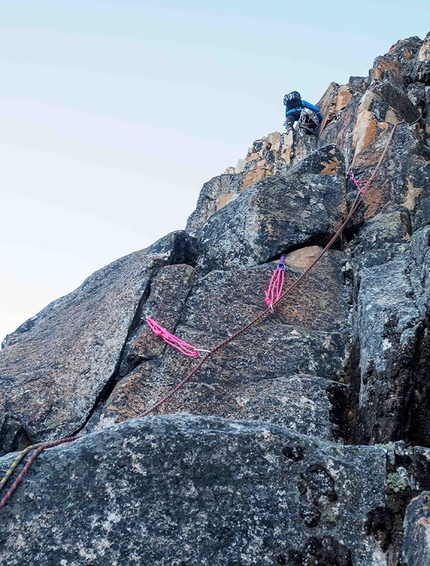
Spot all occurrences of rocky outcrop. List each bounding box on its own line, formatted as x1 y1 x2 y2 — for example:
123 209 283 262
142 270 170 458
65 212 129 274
0 231 200 452
93 249 348 441
194 145 346 273
0 415 388 566
1 32 430 565
402 492 430 565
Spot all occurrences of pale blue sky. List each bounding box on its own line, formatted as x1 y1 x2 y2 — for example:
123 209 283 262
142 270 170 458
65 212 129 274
0 0 429 341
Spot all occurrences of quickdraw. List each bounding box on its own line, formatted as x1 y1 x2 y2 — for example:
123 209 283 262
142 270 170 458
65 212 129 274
146 317 208 357
265 256 286 312
349 171 368 194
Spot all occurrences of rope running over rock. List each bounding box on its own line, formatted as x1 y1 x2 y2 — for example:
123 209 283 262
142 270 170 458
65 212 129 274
0 120 403 511
0 436 80 511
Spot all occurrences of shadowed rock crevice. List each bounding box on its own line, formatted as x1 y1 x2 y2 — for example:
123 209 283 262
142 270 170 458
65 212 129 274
69 277 155 437
365 480 407 564
0 416 33 456
327 381 356 444
118 279 158 371
262 234 345 268
335 339 361 445
169 229 202 267
116 264 196 377
401 317 430 447
384 487 417 565
288 536 353 566
366 480 415 566
365 442 430 565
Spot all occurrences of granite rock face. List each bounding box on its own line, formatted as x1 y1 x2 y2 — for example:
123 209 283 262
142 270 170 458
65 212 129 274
401 492 430 565
95 250 349 442
0 231 200 452
0 416 388 566
195 145 346 273
1 33 430 565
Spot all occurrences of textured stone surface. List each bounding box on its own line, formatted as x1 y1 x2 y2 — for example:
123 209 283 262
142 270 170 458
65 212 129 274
196 145 346 272
401 492 430 566
118 263 196 376
0 415 387 566
0 231 199 451
93 250 349 441
348 213 430 446
186 172 245 232
1 33 430 566
187 136 342 232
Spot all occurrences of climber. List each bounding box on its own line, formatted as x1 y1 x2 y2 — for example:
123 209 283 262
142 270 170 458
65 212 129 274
283 91 323 134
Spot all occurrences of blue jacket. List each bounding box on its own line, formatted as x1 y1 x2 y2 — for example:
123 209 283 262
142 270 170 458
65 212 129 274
285 100 322 121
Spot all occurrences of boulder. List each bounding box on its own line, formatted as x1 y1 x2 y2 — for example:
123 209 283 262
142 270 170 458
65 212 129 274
195 145 346 272
0 415 388 566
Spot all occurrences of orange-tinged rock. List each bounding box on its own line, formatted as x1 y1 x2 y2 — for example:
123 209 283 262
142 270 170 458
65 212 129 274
336 85 353 112
352 108 377 156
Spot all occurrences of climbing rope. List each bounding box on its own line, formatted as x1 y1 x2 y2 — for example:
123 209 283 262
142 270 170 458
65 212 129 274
0 442 44 491
0 120 405 511
0 436 80 511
